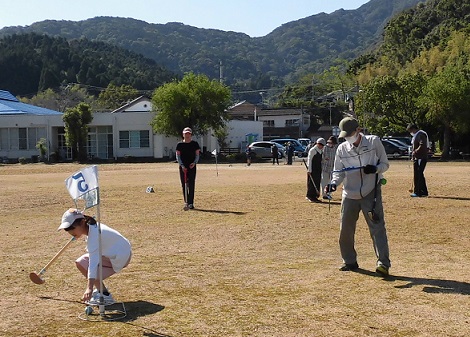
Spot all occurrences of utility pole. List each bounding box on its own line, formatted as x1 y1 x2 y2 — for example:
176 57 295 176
219 61 224 84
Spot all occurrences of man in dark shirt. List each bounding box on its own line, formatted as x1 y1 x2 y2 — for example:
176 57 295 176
271 143 279 165
176 127 201 209
407 123 429 197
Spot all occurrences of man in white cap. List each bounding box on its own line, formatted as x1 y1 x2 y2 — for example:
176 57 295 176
176 127 201 209
325 117 391 276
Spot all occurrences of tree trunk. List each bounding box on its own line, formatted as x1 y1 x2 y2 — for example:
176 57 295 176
440 124 451 161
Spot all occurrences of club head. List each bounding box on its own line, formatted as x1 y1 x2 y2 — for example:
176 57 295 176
29 272 45 285
367 210 380 224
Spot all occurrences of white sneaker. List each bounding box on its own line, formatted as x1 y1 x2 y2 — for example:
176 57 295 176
87 292 115 306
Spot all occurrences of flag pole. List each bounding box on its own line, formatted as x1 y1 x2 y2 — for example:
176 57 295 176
212 148 218 176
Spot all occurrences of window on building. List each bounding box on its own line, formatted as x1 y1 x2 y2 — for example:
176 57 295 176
0 127 46 150
285 119 300 127
263 120 275 127
119 130 150 148
87 126 113 159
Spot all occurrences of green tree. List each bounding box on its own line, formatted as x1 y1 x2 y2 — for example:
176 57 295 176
97 84 140 111
21 84 96 112
35 138 47 162
150 73 232 137
62 103 93 162
418 64 470 160
355 73 426 136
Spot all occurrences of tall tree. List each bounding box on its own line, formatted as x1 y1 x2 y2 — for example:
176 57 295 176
418 64 470 160
355 73 426 136
97 84 140 111
150 73 232 137
62 103 93 161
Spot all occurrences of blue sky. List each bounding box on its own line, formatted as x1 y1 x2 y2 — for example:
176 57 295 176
1 0 370 37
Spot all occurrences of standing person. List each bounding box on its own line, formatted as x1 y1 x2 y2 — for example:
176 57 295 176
406 123 429 197
176 127 201 209
58 208 132 305
321 136 338 200
245 145 252 166
325 117 391 276
286 142 294 165
306 138 326 203
271 143 279 165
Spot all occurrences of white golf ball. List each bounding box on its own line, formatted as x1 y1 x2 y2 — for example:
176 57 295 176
85 306 93 315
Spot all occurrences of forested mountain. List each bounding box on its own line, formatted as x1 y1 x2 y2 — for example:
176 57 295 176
381 0 470 64
0 33 177 96
0 0 422 90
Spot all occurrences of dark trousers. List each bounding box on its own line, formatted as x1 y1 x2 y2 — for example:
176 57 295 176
272 155 279 165
179 166 197 204
306 171 321 200
413 158 428 196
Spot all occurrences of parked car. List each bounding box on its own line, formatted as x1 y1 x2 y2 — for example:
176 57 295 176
271 138 307 157
248 141 285 159
381 139 408 159
383 136 412 147
297 138 312 148
384 136 433 158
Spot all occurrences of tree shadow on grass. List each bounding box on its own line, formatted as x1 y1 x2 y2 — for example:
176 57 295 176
354 269 470 295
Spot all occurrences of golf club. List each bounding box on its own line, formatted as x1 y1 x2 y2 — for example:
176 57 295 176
29 236 76 285
183 168 189 211
302 159 320 198
367 173 380 224
332 166 365 173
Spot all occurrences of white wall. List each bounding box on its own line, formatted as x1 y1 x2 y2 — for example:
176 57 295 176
225 120 263 150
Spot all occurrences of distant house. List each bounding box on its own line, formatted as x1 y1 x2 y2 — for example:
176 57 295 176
0 90 64 162
227 101 310 140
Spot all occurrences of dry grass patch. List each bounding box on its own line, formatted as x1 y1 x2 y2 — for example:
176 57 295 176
1 160 469 336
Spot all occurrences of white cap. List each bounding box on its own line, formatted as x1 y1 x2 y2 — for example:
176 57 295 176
316 137 326 146
182 127 192 134
58 208 84 230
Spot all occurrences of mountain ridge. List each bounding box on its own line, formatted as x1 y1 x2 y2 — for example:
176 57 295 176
0 0 423 87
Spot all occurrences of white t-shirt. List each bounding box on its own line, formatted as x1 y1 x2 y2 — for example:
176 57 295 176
86 223 131 279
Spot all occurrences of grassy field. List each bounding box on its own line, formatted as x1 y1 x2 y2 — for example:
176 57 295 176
1 159 469 337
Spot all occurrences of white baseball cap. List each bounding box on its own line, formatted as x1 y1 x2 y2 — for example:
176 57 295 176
182 127 192 134
316 138 326 146
58 208 84 230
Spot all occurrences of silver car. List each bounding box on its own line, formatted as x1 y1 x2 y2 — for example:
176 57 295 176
248 141 285 159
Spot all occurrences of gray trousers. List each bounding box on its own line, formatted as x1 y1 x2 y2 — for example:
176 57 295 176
339 185 391 268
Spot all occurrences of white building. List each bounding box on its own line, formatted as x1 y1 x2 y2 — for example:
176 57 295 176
0 90 261 162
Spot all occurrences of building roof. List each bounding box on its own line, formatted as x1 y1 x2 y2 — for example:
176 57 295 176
0 90 62 116
111 95 152 113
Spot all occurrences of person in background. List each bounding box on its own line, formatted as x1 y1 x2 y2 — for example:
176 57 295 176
321 136 338 200
306 138 326 203
176 127 201 209
286 142 294 165
271 143 279 165
58 208 132 305
325 117 391 277
245 145 252 166
406 123 429 197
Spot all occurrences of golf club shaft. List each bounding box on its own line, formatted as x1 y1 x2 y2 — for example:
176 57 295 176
39 236 76 274
303 159 320 196
332 166 365 173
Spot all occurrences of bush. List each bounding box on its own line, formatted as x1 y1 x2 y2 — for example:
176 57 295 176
18 157 27 164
